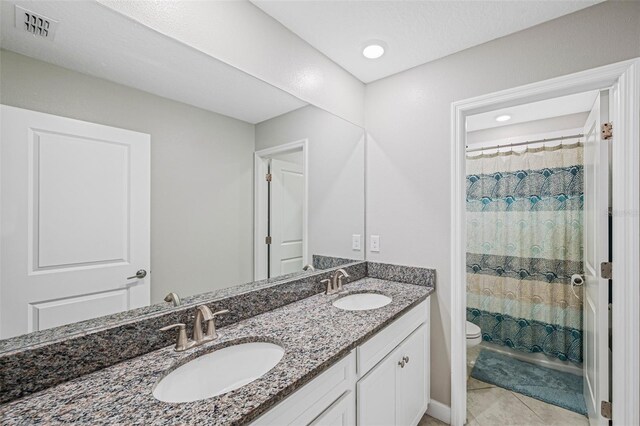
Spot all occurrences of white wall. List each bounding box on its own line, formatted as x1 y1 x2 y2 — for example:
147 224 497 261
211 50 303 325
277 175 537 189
0 49 256 304
98 0 365 127
256 106 365 261
364 1 640 405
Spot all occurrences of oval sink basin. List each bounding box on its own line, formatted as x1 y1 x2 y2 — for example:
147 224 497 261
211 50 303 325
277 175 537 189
333 293 392 311
153 342 284 403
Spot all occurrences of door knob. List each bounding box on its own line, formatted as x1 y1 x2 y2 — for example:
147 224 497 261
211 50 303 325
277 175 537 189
127 269 147 280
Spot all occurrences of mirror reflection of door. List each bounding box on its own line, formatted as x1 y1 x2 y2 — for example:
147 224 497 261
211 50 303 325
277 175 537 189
268 152 304 278
0 106 151 339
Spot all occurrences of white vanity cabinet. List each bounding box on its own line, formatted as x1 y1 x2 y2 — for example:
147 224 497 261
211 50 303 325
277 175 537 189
358 324 428 426
310 390 356 425
252 298 430 426
251 352 357 426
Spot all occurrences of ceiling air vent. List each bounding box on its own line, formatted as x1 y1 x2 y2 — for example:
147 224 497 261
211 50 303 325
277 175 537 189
15 5 58 40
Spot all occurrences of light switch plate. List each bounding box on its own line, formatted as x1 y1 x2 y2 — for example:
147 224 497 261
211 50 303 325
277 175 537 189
352 234 361 251
370 235 380 252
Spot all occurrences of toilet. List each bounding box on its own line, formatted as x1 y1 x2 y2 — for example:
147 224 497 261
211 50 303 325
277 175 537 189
466 321 482 348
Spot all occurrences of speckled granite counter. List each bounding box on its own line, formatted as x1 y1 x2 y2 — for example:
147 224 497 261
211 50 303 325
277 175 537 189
0 278 433 425
0 262 368 403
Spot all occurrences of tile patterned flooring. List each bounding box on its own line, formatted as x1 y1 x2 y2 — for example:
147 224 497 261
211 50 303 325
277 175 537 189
417 345 589 425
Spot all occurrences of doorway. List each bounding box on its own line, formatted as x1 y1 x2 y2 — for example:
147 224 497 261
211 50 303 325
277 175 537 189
254 140 309 280
450 59 640 426
463 89 605 425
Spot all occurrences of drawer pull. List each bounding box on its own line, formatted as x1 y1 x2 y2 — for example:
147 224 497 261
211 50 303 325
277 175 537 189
398 359 405 368
403 356 410 364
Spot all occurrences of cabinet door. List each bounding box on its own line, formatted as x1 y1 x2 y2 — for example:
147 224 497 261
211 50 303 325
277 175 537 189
398 324 428 426
357 346 399 426
310 391 355 426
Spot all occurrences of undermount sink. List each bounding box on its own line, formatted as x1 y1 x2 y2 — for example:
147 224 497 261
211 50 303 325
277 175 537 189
332 293 392 311
153 342 284 403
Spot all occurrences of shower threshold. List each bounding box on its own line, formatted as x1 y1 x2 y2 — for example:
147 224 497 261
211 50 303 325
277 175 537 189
479 341 582 376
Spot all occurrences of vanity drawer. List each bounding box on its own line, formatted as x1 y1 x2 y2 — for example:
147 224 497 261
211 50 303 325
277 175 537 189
251 350 356 425
357 298 428 377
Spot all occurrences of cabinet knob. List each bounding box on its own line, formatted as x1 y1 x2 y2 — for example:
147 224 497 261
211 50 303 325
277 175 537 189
398 359 405 368
403 355 410 364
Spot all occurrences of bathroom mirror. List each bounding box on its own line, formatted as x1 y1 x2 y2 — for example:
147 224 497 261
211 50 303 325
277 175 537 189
0 1 365 344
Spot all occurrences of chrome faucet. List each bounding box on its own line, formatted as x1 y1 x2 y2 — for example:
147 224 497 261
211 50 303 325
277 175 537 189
160 305 229 351
321 268 350 295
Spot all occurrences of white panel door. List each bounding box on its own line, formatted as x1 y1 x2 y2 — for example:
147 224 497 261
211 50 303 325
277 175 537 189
1 105 150 339
582 91 610 425
270 158 303 276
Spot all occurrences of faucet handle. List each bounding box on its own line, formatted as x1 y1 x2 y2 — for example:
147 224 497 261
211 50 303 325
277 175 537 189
159 323 184 331
159 323 194 352
205 309 229 340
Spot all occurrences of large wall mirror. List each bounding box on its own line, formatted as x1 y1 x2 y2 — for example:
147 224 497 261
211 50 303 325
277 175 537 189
0 1 365 344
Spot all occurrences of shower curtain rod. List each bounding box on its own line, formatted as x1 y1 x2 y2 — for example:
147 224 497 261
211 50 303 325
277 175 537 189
466 133 584 153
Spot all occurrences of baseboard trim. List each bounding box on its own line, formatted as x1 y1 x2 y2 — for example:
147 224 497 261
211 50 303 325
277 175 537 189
427 399 451 424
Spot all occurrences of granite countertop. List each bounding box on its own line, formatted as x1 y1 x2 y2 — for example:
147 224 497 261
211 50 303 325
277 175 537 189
0 278 433 425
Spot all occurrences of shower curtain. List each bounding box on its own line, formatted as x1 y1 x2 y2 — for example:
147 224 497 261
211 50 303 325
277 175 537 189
466 143 584 364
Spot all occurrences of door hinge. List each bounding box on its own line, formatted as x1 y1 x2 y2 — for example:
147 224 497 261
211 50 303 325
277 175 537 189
601 122 613 140
265 236 272 245
601 400 612 419
265 173 272 182
601 262 612 279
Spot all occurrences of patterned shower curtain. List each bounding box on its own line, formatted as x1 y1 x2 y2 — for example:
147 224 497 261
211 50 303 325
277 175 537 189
466 143 584 364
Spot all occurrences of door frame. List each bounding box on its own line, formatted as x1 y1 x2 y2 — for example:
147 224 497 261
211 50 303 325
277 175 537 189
450 58 640 426
253 139 309 281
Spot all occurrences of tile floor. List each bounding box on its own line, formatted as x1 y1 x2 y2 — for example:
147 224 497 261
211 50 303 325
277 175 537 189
418 414 449 426
418 345 589 425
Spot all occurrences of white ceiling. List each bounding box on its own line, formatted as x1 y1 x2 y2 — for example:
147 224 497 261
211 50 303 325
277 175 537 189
252 0 603 83
0 1 307 124
466 90 599 132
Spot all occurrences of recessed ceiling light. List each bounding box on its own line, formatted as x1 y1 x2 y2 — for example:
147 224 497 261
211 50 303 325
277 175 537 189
495 114 511 122
362 42 385 59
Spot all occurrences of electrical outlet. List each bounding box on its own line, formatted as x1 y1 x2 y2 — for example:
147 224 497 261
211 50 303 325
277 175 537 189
352 234 361 251
370 235 380 252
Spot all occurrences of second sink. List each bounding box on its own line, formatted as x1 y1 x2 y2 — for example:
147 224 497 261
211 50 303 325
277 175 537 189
333 293 392 311
153 342 284 403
